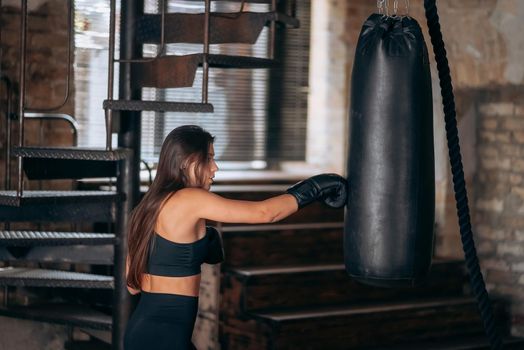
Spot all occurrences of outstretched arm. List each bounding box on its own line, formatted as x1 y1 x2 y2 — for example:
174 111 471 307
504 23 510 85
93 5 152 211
177 173 347 224
177 188 298 224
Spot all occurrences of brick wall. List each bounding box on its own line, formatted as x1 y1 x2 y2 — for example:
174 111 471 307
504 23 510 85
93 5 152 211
475 88 524 336
0 0 75 189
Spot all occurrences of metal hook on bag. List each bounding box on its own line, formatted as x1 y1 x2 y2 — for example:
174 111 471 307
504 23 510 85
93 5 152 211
393 0 399 16
377 0 389 16
377 0 385 15
381 0 409 17
394 0 410 17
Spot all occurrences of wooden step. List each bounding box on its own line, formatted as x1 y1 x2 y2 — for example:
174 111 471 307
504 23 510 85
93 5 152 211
221 222 343 267
136 11 298 45
13 147 130 180
0 303 111 331
0 267 113 289
365 334 524 350
64 339 111 350
221 259 467 314
0 191 121 222
220 297 506 350
133 54 276 89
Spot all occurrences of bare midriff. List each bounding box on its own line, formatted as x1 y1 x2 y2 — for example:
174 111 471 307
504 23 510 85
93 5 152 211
140 273 201 297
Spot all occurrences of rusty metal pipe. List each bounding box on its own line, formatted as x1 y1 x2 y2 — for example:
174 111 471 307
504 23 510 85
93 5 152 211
1 75 14 190
268 0 277 59
17 0 28 196
115 0 166 63
202 0 211 103
105 0 117 150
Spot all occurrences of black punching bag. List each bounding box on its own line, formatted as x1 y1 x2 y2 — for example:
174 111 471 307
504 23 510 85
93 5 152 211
344 14 435 287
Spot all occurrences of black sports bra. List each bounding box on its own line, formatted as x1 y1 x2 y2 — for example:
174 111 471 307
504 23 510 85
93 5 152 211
146 227 210 277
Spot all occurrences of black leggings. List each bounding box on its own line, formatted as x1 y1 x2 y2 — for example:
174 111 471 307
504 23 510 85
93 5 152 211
124 291 199 350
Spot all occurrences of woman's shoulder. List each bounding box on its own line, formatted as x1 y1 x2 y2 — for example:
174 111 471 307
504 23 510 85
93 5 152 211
164 188 211 208
171 187 212 201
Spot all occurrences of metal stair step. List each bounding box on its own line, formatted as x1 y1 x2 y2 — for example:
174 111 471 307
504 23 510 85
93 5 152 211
0 267 114 289
12 147 131 161
206 54 276 68
103 99 213 113
0 191 120 222
134 54 275 89
0 191 121 207
13 147 131 179
136 11 298 45
0 245 113 265
0 303 111 330
0 231 116 247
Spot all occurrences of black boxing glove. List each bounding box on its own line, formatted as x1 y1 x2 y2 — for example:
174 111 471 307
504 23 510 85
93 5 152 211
204 226 224 264
286 173 348 209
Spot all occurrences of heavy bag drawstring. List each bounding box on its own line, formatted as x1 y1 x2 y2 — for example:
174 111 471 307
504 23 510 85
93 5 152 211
424 0 503 349
377 0 410 17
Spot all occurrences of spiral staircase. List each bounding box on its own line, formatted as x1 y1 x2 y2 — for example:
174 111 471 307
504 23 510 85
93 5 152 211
0 0 298 349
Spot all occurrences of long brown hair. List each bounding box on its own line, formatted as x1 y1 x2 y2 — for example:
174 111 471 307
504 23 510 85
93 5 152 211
127 125 215 290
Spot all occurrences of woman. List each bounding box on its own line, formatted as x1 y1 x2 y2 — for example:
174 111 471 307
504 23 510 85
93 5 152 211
124 125 347 349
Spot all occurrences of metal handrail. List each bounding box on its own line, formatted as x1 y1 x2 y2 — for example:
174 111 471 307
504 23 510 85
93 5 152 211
202 0 211 103
24 112 79 146
1 75 15 190
25 0 73 113
105 0 116 151
17 0 28 196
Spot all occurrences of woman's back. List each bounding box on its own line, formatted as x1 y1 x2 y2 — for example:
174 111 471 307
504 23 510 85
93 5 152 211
140 191 207 297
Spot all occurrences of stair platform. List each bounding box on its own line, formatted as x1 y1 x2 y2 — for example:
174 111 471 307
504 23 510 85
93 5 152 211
12 147 131 179
0 303 111 330
0 267 113 289
0 191 121 222
103 99 213 113
0 231 116 247
136 11 298 45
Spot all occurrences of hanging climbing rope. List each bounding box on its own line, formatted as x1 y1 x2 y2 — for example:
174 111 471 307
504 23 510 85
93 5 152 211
424 0 503 348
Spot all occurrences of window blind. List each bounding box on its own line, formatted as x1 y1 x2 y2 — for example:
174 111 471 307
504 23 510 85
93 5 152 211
74 0 310 167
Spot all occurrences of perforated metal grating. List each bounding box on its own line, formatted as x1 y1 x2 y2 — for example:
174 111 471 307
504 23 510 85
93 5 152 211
0 231 115 246
0 267 114 289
